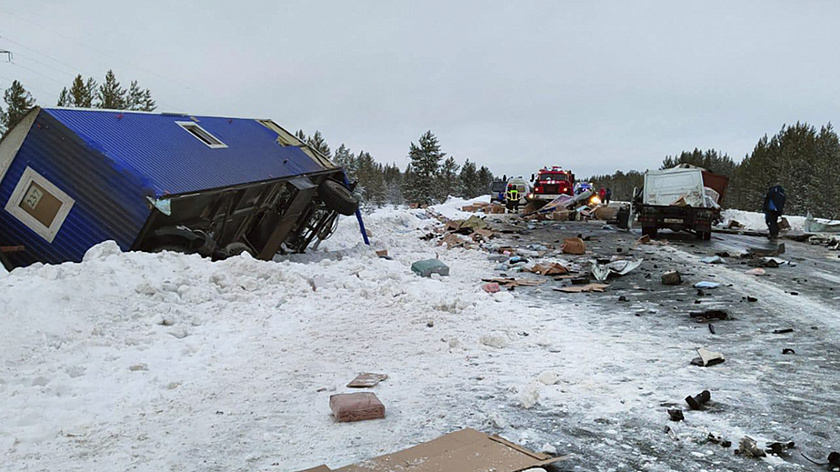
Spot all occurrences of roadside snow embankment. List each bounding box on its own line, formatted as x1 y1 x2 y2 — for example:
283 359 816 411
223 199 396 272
0 200 558 471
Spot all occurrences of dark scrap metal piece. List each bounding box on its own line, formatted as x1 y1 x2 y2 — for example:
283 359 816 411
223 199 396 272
690 310 728 322
773 328 794 334
667 409 684 421
765 441 795 456
685 390 711 410
782 348 796 355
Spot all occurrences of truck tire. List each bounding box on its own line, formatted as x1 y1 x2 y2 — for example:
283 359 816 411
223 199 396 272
319 179 359 216
697 230 712 241
642 226 657 238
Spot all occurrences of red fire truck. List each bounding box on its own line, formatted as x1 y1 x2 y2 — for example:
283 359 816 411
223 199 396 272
527 166 575 207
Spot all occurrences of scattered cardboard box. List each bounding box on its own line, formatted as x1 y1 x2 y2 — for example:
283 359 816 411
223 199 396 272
329 392 386 423
553 283 609 293
295 428 563 472
527 263 569 276
562 237 586 255
481 277 546 287
347 373 388 388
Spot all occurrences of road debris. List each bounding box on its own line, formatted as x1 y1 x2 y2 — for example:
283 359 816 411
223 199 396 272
744 243 786 258
482 277 545 287
661 270 682 285
591 259 643 282
294 428 563 472
667 408 684 421
736 436 766 458
347 373 388 388
411 259 451 277
773 328 794 334
693 281 721 289
527 262 569 276
783 348 796 355
553 283 609 293
765 440 796 456
685 390 711 410
690 309 728 322
482 282 501 293
701 256 725 264
562 237 586 255
745 268 766 276
690 347 725 367
329 392 386 423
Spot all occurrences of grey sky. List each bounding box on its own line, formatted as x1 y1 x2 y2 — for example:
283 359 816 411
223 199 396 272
1 1 838 179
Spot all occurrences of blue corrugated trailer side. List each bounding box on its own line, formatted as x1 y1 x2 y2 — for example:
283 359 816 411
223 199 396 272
0 110 152 266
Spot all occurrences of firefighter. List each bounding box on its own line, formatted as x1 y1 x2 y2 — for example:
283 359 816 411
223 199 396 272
763 185 786 239
505 186 520 213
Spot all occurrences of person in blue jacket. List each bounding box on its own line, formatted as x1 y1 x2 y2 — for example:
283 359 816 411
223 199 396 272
763 185 786 239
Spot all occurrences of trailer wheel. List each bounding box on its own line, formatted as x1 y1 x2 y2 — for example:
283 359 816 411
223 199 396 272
642 226 657 238
319 179 359 216
697 230 712 241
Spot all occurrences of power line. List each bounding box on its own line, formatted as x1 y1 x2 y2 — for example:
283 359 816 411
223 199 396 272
0 8 199 95
0 36 97 78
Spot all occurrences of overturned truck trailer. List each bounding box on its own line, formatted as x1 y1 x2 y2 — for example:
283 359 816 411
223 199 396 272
0 107 360 269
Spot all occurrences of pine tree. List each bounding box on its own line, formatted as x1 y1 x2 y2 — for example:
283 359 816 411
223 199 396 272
383 163 403 206
124 80 157 111
57 88 72 107
97 70 126 110
0 80 36 135
356 151 386 207
457 159 479 198
437 156 461 200
66 75 97 108
404 130 445 204
476 165 494 196
295 129 307 142
307 130 331 158
333 144 357 180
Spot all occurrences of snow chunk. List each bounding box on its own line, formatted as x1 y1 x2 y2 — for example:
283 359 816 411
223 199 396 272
82 241 123 262
537 371 559 385
517 382 541 409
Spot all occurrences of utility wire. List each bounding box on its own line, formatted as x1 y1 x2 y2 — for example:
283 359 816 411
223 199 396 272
0 8 199 94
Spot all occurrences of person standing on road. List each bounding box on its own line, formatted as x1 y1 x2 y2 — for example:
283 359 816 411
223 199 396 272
763 184 786 239
605 188 612 205
599 187 606 202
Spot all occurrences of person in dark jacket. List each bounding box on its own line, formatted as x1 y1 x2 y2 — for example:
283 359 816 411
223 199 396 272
763 185 786 239
605 188 612 205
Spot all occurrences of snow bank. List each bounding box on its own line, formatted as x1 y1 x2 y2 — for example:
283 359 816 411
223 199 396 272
720 208 840 232
0 202 565 471
430 195 493 220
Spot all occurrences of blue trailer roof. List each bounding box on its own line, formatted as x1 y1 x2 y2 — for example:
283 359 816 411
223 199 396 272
43 108 325 197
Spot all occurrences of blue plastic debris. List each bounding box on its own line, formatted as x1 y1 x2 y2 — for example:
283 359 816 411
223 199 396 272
508 256 529 265
411 259 450 278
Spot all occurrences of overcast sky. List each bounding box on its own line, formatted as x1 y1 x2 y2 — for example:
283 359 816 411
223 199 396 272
1 1 838 178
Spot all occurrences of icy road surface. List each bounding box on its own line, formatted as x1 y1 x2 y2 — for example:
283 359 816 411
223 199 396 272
1 198 838 472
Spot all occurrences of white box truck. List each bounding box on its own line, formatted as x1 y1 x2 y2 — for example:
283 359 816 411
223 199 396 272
633 165 729 240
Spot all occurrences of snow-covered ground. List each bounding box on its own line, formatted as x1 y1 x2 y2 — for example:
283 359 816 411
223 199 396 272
0 196 561 471
4 195 835 472
720 208 840 233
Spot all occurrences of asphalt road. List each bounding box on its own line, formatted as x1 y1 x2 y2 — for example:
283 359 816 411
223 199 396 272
483 217 840 472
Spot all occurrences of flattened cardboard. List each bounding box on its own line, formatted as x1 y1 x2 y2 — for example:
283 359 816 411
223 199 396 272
553 283 609 293
295 428 563 472
347 373 388 388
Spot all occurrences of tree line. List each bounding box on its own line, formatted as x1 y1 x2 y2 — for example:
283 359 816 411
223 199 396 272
589 122 840 218
1 76 496 208
0 70 155 135
296 129 496 208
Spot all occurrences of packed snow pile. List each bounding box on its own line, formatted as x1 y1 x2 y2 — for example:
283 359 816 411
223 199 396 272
424 195 493 221
0 200 607 471
720 209 806 232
